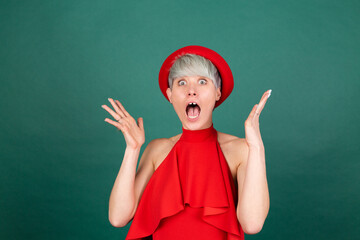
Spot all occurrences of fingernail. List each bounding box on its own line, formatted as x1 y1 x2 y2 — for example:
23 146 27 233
268 89 272 98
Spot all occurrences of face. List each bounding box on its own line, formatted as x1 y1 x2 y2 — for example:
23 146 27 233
166 75 221 130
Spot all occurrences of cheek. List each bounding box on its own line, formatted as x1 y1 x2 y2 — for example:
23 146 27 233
202 91 217 109
171 90 186 102
204 90 217 100
170 92 185 110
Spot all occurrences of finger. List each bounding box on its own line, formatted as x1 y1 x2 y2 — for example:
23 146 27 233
102 104 122 121
248 104 258 119
256 89 271 114
108 98 126 118
104 118 125 131
115 100 130 117
138 117 144 131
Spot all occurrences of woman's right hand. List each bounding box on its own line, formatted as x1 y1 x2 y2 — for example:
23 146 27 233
102 98 145 149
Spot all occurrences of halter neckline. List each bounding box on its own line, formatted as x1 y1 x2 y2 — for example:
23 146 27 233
179 123 217 142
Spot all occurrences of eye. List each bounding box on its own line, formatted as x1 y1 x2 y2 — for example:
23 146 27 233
178 80 186 86
199 79 207 84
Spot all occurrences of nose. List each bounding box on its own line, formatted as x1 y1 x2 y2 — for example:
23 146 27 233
187 84 197 96
188 91 197 96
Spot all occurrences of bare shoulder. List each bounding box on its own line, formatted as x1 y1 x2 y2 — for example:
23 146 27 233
217 131 249 169
149 133 182 171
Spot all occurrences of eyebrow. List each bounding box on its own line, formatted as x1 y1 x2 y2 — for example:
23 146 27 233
176 76 208 81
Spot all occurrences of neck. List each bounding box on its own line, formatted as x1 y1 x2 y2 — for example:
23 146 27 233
182 121 214 131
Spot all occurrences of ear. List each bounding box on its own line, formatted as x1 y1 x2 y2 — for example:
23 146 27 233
215 87 221 101
166 88 172 103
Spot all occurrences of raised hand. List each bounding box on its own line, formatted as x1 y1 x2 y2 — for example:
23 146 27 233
244 89 272 149
102 98 145 149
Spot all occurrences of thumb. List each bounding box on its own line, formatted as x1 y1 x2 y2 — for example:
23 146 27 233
250 104 258 116
138 117 144 131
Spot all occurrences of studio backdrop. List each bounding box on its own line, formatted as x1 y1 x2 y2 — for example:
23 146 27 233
1 0 359 239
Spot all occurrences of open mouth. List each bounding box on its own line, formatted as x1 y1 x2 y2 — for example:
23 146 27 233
186 102 201 119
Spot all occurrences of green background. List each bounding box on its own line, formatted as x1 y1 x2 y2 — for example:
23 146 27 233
1 0 359 239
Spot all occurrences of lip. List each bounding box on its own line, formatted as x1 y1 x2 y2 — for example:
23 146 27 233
186 113 200 122
186 100 198 104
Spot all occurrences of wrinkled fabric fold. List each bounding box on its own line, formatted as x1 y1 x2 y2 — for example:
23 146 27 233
125 123 244 240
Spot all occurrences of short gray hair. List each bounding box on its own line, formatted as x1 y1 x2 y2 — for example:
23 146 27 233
168 54 222 90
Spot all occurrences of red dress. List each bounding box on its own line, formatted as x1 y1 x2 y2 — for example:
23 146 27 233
125 123 245 240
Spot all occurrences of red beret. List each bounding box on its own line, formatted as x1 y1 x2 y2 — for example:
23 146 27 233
158 45 234 109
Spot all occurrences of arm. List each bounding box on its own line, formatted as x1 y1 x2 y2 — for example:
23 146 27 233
236 89 272 234
108 146 141 227
108 141 155 228
236 143 269 234
102 98 155 228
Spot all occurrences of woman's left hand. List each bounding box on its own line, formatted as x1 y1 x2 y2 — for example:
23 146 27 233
244 89 272 149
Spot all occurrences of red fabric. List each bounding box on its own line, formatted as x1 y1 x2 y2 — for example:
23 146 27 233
125 123 244 240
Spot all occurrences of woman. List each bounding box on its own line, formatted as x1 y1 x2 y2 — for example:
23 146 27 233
102 45 271 240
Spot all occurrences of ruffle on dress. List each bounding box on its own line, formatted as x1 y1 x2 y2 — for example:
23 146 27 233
125 124 244 240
